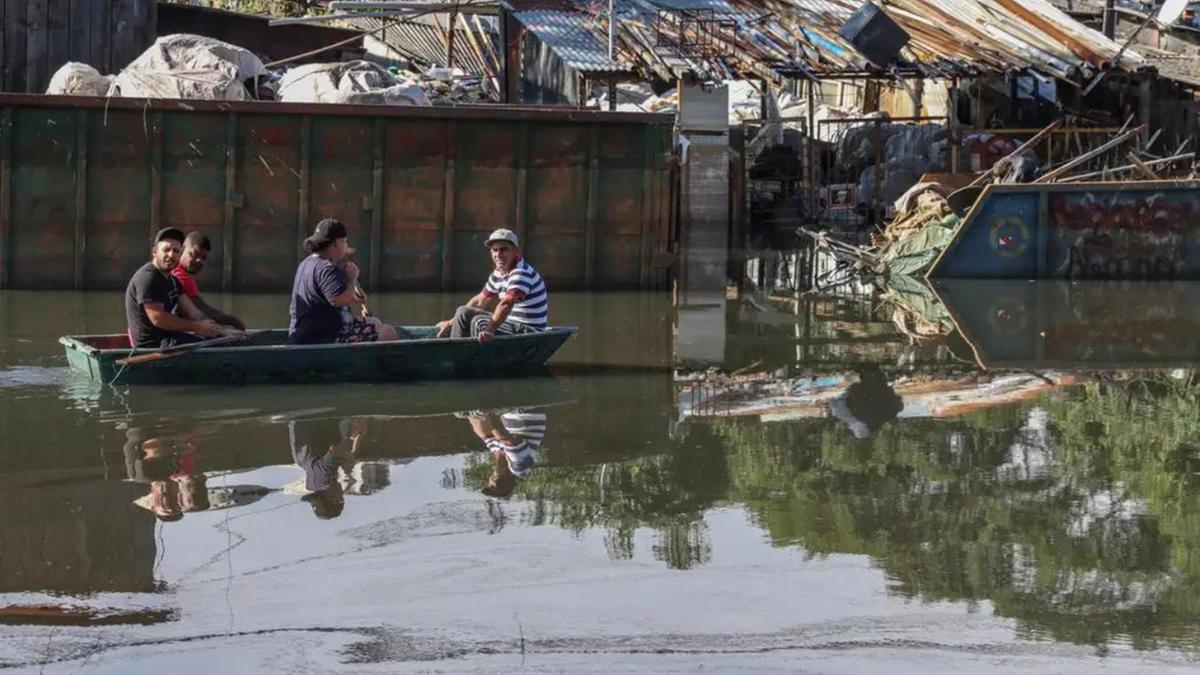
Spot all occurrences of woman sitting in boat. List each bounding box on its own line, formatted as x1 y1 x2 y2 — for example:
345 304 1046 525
435 229 549 342
289 219 399 344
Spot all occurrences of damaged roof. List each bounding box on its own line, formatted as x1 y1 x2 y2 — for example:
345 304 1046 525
511 9 628 72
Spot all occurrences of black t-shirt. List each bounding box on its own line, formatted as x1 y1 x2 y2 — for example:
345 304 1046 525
289 255 349 344
125 262 182 347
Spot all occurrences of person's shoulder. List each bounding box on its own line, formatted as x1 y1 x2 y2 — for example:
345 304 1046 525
128 262 161 287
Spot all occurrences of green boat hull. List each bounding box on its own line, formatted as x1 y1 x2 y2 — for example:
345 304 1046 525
59 326 578 385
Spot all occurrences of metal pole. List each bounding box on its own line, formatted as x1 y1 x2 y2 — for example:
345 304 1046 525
608 0 615 61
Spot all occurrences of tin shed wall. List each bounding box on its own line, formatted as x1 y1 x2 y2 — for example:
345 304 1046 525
0 95 674 291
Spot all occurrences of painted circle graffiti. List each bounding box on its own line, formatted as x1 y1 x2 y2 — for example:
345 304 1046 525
989 217 1032 259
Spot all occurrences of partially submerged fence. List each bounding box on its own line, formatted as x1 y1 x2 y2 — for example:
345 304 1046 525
0 94 675 291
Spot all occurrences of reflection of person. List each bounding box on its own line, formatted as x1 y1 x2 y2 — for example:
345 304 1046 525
124 426 268 520
289 418 366 519
465 409 544 498
829 367 904 439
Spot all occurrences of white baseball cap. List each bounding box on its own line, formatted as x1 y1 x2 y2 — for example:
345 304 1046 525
485 228 519 247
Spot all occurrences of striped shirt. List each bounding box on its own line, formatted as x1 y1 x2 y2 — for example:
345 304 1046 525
483 410 546 477
482 258 548 328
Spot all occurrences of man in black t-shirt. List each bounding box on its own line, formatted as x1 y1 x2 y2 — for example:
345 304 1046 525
125 228 223 348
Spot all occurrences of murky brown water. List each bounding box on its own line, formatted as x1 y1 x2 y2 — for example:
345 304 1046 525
1 284 1200 673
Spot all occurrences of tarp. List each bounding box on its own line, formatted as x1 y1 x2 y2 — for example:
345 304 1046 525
880 224 956 277
112 34 268 101
46 63 113 97
277 61 430 106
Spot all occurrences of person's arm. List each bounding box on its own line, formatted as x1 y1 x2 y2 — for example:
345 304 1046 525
144 302 222 337
322 262 363 308
192 295 245 330
177 294 210 322
436 290 496 336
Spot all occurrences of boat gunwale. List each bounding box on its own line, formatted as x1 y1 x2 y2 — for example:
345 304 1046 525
59 326 579 358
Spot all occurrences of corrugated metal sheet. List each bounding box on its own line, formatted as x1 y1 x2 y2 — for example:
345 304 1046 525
512 10 629 72
341 14 495 75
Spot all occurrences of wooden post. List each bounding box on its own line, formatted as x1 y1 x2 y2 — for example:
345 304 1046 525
441 120 457 289
1103 0 1116 39
446 7 458 67
0 107 11 288
25 0 47 93
584 125 599 286
1139 75 1152 145
297 115 311 260
73 108 88 289
369 117 384 289
222 113 237 291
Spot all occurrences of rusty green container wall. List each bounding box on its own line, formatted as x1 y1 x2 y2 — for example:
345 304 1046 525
0 94 675 292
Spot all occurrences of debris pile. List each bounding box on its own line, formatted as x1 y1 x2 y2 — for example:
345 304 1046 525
277 60 431 106
112 34 268 101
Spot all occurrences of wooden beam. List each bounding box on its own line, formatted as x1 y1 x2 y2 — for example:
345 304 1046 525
584 125 599 286
25 0 47 93
297 115 312 261
369 117 384 290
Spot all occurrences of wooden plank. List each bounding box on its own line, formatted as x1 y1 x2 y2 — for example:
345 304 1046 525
369 116 384 289
67 0 91 65
0 1 5 93
88 0 109 74
110 0 135 71
513 122 528 252
25 0 48 93
47 0 69 81
222 113 237 291
73 108 87 289
0 108 10 288
584 125 599 285
440 120 457 289
5 1 29 91
297 115 311 261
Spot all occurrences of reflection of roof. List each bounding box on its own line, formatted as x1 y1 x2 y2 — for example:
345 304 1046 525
512 9 628 72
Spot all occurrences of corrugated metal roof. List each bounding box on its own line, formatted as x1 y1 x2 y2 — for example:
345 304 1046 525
647 0 737 13
342 14 495 75
512 9 630 72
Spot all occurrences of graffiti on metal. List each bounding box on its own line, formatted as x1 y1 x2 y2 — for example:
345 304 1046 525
1048 191 1195 279
929 182 1200 280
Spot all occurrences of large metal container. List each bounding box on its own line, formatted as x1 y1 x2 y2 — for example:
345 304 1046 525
0 94 675 291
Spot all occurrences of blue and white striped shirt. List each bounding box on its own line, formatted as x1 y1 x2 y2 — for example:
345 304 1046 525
483 258 548 328
483 410 546 477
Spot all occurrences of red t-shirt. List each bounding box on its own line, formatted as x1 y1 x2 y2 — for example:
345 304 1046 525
171 266 200 297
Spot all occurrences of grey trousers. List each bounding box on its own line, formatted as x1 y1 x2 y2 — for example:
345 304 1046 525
451 306 540 338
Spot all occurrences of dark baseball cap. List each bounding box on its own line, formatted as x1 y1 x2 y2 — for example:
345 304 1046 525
154 227 186 245
304 218 348 248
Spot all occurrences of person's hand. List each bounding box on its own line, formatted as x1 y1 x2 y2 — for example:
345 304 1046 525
345 262 361 281
436 319 454 337
477 327 494 343
193 320 223 338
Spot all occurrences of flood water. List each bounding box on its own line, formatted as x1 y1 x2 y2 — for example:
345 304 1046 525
1 284 1200 673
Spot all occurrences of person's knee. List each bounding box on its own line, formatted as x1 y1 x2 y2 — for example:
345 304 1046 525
454 305 474 320
378 324 399 341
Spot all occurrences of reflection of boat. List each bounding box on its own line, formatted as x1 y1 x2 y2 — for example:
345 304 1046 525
933 280 1200 369
59 326 577 384
66 375 578 428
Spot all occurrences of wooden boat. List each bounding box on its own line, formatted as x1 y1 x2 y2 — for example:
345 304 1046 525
59 326 578 385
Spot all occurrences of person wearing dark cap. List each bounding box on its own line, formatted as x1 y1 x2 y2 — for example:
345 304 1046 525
125 227 224 348
289 218 398 344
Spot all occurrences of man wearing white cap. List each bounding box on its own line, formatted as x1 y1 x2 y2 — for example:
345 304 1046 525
436 228 549 342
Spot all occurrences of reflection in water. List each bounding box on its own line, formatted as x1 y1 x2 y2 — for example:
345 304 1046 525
1 289 1200 661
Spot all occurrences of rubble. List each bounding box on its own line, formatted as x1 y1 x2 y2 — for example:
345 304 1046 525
277 60 431 106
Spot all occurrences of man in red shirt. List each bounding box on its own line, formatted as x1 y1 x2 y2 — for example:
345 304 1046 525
172 231 246 330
